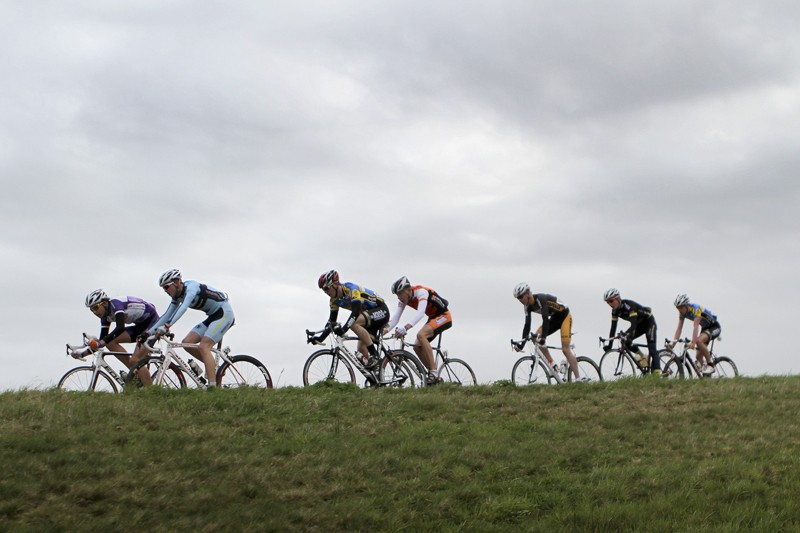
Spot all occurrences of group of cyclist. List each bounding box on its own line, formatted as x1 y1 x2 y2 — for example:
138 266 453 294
510 283 721 378
73 267 723 387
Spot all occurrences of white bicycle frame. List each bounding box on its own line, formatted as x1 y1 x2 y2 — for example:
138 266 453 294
512 334 571 384
141 333 234 387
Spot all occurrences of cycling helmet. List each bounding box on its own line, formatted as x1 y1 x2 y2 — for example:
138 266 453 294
159 269 182 287
674 293 690 307
318 269 339 289
513 282 530 299
391 276 411 294
85 289 109 308
603 288 620 301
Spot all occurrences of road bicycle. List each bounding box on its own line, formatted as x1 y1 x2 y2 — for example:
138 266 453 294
659 337 738 379
510 334 602 385
59 333 184 392
135 329 273 388
394 330 477 386
598 334 672 381
304 324 427 388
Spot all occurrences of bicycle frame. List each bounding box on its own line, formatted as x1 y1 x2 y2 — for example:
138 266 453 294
510 335 565 384
142 335 235 387
599 335 652 379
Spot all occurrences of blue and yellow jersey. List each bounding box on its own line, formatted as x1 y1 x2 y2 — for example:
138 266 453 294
329 282 383 311
682 304 718 328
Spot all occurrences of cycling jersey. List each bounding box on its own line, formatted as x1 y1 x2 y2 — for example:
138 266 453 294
149 280 230 334
99 296 159 344
327 282 387 334
608 299 653 338
385 285 449 332
681 304 718 329
522 293 570 341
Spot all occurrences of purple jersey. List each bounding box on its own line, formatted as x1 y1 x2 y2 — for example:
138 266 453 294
99 296 159 343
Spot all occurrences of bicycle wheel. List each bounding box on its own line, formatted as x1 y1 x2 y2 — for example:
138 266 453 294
512 356 556 385
132 356 187 389
569 356 602 382
660 354 687 379
599 350 637 381
303 349 356 386
380 350 426 388
57 366 118 393
438 358 477 386
709 356 738 378
217 354 273 388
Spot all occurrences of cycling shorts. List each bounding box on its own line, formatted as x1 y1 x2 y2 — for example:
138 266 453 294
362 302 390 334
537 312 572 344
425 311 453 341
190 301 235 343
124 315 159 341
701 322 721 341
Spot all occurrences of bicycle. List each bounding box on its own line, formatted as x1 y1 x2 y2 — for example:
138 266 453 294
304 324 427 388
598 334 672 381
135 329 273 388
659 337 738 379
59 333 185 392
395 330 477 386
510 334 602 385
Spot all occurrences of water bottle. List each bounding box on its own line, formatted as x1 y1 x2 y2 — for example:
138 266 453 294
558 361 568 377
188 359 202 377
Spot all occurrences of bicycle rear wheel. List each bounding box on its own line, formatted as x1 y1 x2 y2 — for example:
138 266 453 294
438 358 477 386
512 356 556 385
217 355 273 388
599 350 637 381
57 366 118 393
380 350 426 388
709 356 738 378
303 349 356 386
569 356 602 382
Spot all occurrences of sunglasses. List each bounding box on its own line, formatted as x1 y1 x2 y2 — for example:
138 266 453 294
90 302 105 312
162 283 174 292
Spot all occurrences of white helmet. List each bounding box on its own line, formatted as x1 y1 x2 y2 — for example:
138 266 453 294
513 282 530 299
391 276 411 294
603 288 620 301
159 269 182 287
674 293 690 307
85 289 108 308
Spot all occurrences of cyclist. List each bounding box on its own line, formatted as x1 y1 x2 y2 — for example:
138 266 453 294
384 276 452 385
74 289 160 385
669 294 721 375
309 270 389 369
142 269 234 389
512 283 584 381
603 288 661 375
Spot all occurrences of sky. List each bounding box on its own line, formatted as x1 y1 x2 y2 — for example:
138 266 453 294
2 1 799 390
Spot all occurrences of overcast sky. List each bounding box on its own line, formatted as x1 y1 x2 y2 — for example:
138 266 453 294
2 1 798 389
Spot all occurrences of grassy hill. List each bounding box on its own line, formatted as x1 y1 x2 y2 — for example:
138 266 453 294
2 377 799 531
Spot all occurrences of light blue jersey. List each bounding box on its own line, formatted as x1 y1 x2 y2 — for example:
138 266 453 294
149 280 234 342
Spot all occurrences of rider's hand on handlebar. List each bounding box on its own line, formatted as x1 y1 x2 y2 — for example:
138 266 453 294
332 325 346 337
394 326 406 338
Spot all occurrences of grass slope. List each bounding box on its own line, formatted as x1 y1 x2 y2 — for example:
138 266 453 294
1 377 799 531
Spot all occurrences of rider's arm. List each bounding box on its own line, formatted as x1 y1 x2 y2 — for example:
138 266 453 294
672 316 685 343
538 296 551 339
101 312 127 345
691 317 701 345
384 300 406 332
162 282 200 327
521 307 532 344
403 288 429 330
340 300 363 333
148 300 179 334
608 314 618 338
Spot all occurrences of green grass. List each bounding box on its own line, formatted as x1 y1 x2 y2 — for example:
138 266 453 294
2 377 799 531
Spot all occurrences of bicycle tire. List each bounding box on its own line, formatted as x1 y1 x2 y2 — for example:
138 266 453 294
511 356 557 385
569 356 603 383
303 349 356 386
217 354 273 388
660 355 687 379
708 356 738 378
57 366 118 393
132 356 187 388
438 358 477 386
380 350 426 388
599 350 637 381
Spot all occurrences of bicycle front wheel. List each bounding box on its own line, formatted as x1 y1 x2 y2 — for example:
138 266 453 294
599 350 637 381
709 357 738 378
569 356 603 383
58 366 118 393
133 356 187 389
438 358 477 386
217 355 273 388
380 350 426 388
659 351 685 379
303 349 356 386
512 356 556 385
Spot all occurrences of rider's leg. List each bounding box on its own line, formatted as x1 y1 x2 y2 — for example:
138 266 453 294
697 332 712 366
105 333 132 368
414 325 436 372
349 314 374 361
183 331 218 386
